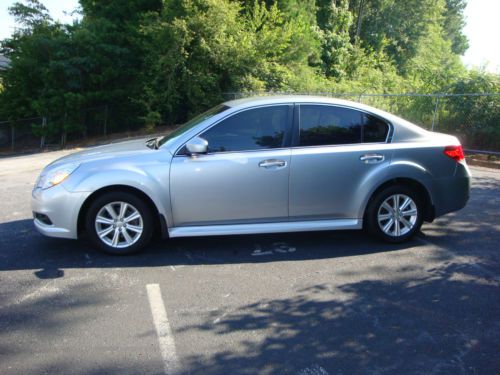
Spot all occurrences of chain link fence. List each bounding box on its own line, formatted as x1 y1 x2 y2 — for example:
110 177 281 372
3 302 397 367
1 93 499 154
0 105 134 154
0 116 44 153
224 92 500 151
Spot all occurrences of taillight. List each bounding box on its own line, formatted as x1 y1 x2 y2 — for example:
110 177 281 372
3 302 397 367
444 145 465 162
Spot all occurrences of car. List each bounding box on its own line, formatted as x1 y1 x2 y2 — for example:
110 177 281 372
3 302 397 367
31 96 471 254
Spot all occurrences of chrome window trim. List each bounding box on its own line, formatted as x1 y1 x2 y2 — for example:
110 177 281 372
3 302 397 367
289 142 392 152
175 147 293 157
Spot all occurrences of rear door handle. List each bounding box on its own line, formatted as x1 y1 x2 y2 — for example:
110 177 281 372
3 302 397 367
259 159 287 168
360 154 385 164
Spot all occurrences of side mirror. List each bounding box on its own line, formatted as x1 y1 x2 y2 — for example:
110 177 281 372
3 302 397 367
185 137 208 155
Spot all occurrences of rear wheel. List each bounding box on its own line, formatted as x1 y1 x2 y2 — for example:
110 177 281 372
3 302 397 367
85 192 154 254
365 185 423 243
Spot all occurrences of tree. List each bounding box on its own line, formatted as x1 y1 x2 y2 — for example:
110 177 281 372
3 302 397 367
316 0 353 79
441 70 500 150
0 0 83 135
139 0 325 124
442 0 468 55
76 0 162 130
0 0 495 148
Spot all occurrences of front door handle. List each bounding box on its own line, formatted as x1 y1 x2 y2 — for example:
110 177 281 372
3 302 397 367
360 154 385 164
259 159 287 168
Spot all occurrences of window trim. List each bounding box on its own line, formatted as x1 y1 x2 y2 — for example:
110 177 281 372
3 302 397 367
175 103 294 156
291 103 393 149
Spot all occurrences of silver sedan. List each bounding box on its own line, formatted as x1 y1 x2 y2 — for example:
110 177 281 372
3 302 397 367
32 96 470 254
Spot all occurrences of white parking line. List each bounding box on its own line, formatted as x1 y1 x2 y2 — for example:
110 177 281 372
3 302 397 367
146 284 180 374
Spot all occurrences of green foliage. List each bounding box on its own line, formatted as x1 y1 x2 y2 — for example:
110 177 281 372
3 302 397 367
443 0 469 55
317 0 353 79
138 0 324 124
351 0 469 80
0 0 497 148
441 71 500 150
0 0 77 128
0 0 161 134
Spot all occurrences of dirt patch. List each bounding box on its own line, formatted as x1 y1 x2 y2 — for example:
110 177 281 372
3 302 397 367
466 154 500 169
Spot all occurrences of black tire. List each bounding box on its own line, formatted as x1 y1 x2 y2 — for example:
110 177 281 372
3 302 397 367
85 191 154 255
365 184 424 243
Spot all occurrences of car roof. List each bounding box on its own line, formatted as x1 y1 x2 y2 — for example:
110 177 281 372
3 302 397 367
224 95 396 119
223 95 431 141
224 95 359 108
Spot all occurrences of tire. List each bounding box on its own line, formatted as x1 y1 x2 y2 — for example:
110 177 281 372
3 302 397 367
365 184 424 243
85 191 154 255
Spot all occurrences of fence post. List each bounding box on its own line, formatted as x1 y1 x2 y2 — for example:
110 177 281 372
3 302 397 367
103 105 108 137
40 116 46 149
431 95 440 131
61 112 67 148
11 124 14 152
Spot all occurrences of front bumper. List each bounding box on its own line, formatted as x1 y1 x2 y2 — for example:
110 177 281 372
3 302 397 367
31 184 91 239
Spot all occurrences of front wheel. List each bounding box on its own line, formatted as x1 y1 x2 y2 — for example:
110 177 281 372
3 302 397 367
85 192 154 255
365 185 424 243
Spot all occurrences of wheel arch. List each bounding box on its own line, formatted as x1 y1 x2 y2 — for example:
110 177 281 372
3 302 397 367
77 185 168 238
363 177 435 223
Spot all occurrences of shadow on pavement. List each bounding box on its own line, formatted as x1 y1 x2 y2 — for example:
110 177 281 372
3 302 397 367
0 218 421 277
178 263 500 374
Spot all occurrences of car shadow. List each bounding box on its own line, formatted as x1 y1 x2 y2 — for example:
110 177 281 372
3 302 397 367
0 218 428 278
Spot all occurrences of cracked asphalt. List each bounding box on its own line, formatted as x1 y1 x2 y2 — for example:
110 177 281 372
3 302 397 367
0 149 499 375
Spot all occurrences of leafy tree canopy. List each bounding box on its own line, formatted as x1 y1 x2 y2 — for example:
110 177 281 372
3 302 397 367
0 0 494 133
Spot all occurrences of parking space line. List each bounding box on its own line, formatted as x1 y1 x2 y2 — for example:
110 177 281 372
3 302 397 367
146 283 180 374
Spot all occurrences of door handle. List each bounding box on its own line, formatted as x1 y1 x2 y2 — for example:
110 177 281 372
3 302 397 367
259 159 287 168
360 154 385 164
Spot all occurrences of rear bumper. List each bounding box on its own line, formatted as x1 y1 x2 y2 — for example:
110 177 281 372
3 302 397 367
432 163 471 217
31 184 90 239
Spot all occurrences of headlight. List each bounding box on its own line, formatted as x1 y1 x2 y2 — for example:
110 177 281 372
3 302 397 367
36 163 80 189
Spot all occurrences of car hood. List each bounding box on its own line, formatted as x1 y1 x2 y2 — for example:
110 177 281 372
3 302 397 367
48 138 152 168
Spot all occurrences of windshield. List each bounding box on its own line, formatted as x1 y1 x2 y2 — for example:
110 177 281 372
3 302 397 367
158 104 230 148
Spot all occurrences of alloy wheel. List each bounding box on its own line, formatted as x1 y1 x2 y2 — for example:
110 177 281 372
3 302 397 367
377 194 418 237
95 201 143 248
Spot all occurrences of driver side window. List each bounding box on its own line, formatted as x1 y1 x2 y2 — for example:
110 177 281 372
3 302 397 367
200 105 290 153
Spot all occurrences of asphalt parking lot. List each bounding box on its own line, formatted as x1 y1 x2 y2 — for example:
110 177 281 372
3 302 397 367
0 149 499 375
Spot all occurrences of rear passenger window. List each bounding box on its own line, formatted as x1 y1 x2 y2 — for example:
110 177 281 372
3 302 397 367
363 113 389 143
298 105 390 146
299 105 363 146
201 106 289 152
